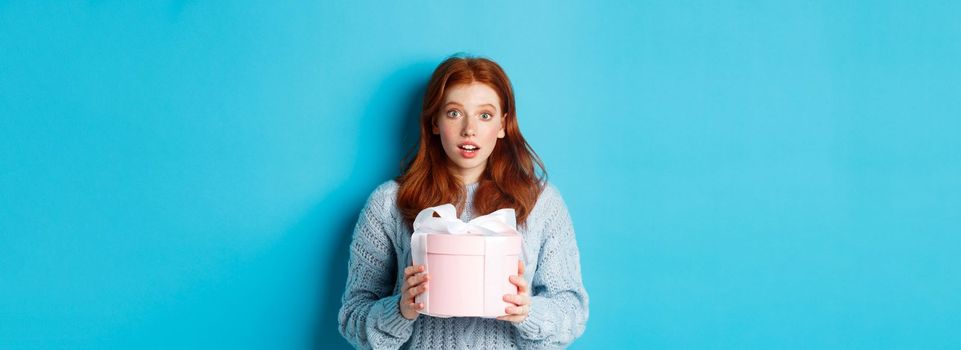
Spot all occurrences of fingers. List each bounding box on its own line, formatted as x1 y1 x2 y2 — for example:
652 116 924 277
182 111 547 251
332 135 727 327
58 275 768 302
496 315 523 323
406 281 429 298
404 264 425 277
405 301 425 311
504 304 529 316
500 272 531 324
502 293 530 307
497 314 520 321
509 275 528 294
402 265 428 295
400 264 428 320
512 260 528 294
496 303 530 324
400 300 425 320
406 271 429 288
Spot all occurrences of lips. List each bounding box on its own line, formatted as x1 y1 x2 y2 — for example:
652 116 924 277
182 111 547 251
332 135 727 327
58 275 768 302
457 142 480 158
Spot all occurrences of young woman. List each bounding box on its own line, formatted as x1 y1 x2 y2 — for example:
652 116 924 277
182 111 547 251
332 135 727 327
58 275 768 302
338 55 588 349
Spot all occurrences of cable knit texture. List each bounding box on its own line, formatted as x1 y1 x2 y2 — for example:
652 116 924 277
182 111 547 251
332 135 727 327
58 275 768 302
338 180 589 349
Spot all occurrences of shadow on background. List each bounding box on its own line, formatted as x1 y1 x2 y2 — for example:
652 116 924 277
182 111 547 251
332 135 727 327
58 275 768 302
304 61 435 349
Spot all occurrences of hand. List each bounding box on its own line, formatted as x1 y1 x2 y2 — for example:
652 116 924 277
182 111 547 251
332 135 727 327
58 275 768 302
399 264 429 320
497 260 531 324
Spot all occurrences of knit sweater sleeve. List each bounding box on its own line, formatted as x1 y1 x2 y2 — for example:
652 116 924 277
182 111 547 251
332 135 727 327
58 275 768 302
338 183 415 349
513 184 590 348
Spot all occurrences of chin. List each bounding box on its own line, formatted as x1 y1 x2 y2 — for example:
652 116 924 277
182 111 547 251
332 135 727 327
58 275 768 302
455 160 480 169
450 158 484 170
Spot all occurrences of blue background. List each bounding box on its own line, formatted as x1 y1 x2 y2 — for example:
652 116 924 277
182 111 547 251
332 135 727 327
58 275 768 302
2 1 959 349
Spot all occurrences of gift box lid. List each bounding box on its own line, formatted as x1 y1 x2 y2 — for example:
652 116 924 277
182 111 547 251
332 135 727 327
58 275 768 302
425 234 522 256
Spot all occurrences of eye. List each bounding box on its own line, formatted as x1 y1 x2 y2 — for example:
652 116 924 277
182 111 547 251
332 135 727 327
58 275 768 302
446 110 461 118
480 113 493 120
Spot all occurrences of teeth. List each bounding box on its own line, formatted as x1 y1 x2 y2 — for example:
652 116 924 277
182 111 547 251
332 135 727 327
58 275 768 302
461 145 478 150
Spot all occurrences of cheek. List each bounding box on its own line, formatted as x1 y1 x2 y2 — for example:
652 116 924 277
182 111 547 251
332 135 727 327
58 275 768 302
437 124 455 138
438 126 461 148
482 124 503 141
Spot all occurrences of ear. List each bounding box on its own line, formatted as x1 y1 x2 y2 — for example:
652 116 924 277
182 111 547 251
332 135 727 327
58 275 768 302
432 119 439 134
497 114 506 138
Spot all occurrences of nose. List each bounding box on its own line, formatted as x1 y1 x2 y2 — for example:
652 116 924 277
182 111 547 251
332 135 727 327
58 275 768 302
461 117 477 137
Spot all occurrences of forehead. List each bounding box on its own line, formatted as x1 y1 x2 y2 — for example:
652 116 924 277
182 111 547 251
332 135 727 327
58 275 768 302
442 82 501 109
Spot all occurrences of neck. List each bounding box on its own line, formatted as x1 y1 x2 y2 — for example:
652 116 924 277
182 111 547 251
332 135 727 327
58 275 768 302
449 165 484 185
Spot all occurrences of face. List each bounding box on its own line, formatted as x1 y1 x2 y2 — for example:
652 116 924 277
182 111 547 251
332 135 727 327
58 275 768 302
432 82 506 184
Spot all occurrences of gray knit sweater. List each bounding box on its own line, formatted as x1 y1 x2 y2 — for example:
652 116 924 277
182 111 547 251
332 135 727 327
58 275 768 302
338 180 589 349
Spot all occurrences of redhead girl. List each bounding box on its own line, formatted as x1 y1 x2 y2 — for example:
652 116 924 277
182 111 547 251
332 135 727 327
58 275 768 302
338 55 588 349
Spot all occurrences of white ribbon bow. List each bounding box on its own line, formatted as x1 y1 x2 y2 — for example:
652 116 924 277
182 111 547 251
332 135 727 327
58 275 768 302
412 203 518 236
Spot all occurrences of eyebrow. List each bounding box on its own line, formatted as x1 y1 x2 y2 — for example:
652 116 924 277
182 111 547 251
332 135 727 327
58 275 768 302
444 102 498 110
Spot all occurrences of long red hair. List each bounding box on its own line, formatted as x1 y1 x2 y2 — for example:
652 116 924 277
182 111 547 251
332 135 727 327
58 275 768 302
396 55 546 226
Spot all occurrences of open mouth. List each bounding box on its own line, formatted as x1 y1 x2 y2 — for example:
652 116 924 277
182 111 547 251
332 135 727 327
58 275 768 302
457 143 480 158
458 144 479 152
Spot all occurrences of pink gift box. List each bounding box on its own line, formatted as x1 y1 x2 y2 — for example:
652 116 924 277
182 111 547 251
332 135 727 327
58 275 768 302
416 233 521 318
410 203 523 318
